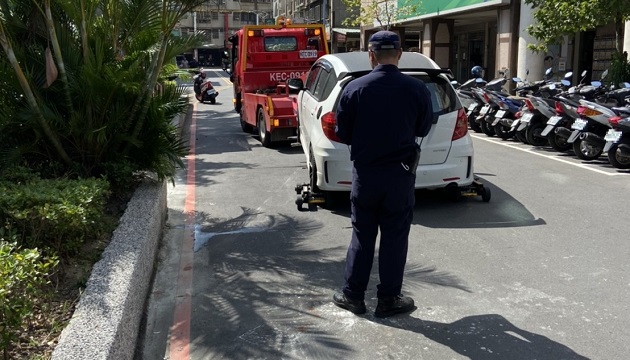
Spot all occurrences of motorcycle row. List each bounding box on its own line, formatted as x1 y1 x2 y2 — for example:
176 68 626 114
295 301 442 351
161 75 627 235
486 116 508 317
454 68 630 169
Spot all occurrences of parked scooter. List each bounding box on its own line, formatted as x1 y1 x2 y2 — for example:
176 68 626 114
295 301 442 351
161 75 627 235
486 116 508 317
193 69 219 104
567 98 615 160
540 70 596 151
604 111 630 169
474 69 510 137
514 68 573 146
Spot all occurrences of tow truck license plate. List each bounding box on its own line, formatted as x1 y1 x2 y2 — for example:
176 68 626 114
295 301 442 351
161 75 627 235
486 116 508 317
299 50 318 58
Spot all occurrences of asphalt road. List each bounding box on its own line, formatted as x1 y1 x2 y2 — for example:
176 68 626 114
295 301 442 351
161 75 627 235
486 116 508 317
136 68 630 360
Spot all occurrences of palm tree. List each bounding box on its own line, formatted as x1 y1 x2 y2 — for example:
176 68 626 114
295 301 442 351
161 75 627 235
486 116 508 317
0 0 207 184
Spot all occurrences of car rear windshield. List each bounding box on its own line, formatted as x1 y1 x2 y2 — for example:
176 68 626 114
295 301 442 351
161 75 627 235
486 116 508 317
409 74 458 116
264 37 297 52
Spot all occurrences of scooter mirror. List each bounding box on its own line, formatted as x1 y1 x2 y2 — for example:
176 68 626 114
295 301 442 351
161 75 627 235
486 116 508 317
475 78 485 83
564 72 573 78
512 77 522 83
581 70 588 77
545 67 553 75
591 81 602 87
526 69 530 76
561 79 571 87
450 80 459 86
601 69 609 79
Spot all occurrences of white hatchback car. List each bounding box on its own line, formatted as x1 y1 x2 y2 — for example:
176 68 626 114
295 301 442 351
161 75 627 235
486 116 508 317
290 52 475 199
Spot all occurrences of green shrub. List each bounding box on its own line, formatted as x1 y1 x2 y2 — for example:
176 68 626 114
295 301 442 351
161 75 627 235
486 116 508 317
608 51 630 87
0 177 111 255
0 238 59 359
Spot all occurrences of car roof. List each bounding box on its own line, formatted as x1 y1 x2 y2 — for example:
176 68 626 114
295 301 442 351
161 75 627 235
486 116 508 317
319 52 452 80
322 51 442 73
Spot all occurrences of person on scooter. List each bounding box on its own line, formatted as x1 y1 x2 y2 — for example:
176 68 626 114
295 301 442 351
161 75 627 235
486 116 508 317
193 71 206 96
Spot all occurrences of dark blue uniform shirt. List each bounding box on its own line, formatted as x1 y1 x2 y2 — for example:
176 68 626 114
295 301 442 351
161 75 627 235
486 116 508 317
335 64 434 166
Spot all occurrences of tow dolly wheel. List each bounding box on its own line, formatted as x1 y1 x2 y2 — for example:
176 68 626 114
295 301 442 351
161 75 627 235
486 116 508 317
296 195 305 211
480 185 491 202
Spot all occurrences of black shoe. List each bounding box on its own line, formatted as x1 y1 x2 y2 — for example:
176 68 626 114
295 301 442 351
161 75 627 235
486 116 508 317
374 294 415 318
332 292 367 314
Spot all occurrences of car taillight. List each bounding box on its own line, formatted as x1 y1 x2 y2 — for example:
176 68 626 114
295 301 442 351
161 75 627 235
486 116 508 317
609 116 623 126
524 99 535 112
453 108 468 141
555 101 565 115
321 112 342 142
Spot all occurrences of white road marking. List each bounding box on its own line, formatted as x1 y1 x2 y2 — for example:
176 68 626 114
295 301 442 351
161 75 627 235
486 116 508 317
470 133 628 176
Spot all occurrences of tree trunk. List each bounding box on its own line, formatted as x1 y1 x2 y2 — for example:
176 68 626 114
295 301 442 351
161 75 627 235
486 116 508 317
0 25 73 166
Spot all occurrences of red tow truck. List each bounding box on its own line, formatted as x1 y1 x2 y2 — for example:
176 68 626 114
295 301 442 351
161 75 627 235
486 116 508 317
228 17 328 147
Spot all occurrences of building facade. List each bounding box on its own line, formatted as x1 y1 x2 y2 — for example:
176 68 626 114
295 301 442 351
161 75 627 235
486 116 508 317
176 0 274 65
175 0 628 85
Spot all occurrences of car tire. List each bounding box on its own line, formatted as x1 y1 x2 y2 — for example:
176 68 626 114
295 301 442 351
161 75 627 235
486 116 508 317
258 108 272 148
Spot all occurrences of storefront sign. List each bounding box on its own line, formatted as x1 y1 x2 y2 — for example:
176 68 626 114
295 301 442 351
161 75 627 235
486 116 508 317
411 0 500 16
336 33 346 42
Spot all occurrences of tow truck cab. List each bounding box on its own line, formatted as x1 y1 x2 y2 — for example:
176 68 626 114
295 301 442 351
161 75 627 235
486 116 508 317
229 18 328 147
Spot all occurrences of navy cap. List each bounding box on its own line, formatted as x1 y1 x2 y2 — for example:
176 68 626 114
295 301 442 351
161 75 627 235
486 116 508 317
368 30 401 50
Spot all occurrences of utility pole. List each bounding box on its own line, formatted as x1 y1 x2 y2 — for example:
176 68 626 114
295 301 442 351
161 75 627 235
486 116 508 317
193 11 198 61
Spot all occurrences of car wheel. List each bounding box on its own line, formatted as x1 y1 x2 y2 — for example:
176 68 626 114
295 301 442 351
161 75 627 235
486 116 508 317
308 147 320 193
258 108 272 147
526 123 548 147
572 138 602 160
607 143 630 169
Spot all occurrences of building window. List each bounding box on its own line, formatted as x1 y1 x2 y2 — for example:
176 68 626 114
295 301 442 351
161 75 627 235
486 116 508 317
212 11 219 20
212 28 220 39
233 12 240 21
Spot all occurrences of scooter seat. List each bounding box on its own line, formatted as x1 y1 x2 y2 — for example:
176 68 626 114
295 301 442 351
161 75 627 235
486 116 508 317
612 106 630 115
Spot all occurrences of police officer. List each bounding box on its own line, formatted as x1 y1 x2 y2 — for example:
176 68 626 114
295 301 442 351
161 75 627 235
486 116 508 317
332 30 433 317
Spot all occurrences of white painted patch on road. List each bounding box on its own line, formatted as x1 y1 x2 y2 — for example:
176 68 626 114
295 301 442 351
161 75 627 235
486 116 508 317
471 134 628 176
193 224 270 252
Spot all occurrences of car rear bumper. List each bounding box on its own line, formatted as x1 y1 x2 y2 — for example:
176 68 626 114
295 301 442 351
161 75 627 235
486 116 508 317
313 142 475 192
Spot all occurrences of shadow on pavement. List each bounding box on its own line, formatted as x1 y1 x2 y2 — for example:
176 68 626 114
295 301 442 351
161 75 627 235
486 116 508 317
375 313 590 360
327 176 545 229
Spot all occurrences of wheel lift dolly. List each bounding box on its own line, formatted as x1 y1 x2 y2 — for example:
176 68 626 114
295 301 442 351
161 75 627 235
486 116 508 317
295 184 326 211
453 177 491 202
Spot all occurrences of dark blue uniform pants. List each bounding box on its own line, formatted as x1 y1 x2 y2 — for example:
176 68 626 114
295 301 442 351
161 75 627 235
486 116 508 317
342 163 415 301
